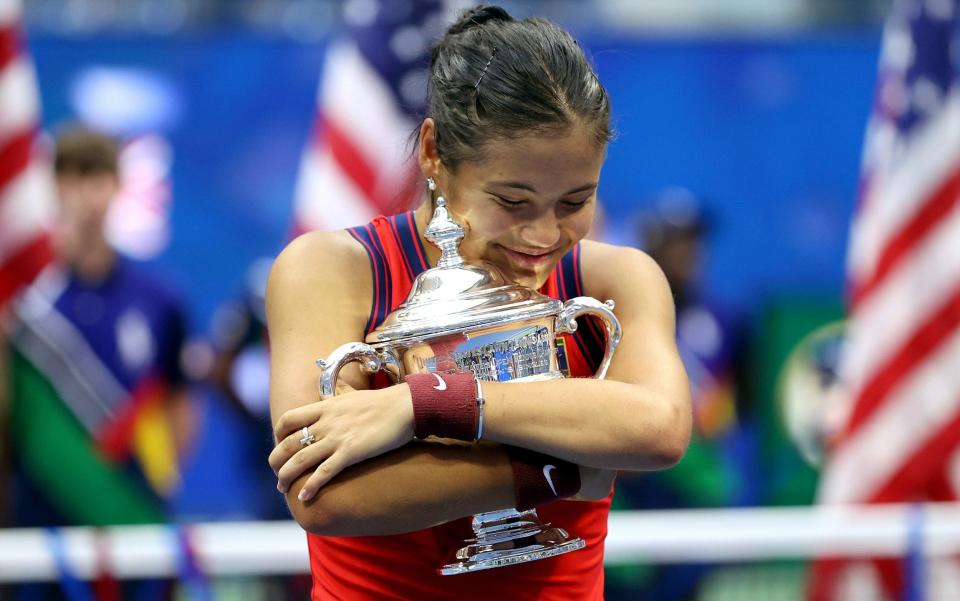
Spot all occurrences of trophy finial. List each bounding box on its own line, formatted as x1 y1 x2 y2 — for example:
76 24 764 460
424 196 465 268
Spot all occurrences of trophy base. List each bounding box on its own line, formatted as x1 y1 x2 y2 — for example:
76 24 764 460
439 524 586 575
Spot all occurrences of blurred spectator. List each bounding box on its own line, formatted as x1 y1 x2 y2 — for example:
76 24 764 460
200 259 312 599
608 188 754 601
1 125 193 600
206 257 289 520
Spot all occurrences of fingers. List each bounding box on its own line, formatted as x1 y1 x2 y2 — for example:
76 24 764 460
297 451 354 502
273 403 324 442
275 437 333 494
268 424 324 475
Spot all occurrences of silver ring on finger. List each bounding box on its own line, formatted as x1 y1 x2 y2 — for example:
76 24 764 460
299 426 316 447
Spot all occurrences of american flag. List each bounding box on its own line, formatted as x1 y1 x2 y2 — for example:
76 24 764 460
292 0 457 233
0 0 54 307
813 0 960 598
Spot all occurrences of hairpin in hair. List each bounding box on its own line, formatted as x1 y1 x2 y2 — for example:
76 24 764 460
474 47 498 89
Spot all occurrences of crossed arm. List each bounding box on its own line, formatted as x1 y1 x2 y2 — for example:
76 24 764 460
266 232 692 535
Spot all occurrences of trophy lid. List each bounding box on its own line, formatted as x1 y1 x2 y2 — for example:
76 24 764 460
365 198 562 345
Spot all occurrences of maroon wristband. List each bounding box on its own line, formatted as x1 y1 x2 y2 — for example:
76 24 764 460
405 371 478 441
506 446 581 511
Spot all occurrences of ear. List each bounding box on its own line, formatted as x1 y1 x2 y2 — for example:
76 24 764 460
417 118 442 180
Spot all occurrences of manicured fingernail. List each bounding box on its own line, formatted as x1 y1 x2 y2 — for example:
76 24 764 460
298 489 310 502
277 482 285 493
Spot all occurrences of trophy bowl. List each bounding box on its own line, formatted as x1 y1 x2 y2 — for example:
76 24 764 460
316 199 622 575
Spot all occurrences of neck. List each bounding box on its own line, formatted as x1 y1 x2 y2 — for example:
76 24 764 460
58 234 117 283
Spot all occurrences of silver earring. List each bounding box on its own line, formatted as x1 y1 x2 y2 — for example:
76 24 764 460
427 177 437 191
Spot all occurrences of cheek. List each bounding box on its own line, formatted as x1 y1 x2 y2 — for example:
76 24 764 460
563 207 596 241
456 207 512 253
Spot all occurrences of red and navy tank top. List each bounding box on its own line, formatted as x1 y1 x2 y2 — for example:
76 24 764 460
307 211 612 601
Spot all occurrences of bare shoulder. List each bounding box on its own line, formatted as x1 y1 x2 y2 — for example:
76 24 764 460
270 229 369 282
267 229 375 402
579 240 671 301
266 229 372 335
578 240 675 327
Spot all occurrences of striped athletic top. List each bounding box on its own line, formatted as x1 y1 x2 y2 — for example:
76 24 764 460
308 211 612 600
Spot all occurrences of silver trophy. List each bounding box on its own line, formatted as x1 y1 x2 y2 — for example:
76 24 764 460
317 198 622 575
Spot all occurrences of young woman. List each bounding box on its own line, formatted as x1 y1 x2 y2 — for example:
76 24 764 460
267 5 692 599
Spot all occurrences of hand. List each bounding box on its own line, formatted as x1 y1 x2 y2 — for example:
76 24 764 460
269 384 414 501
572 466 616 501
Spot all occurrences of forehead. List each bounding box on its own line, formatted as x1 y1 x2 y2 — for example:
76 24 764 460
460 122 605 190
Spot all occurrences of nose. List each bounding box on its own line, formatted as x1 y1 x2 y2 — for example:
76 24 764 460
519 213 561 249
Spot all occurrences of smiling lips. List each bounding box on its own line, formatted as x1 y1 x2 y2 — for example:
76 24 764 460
500 245 558 270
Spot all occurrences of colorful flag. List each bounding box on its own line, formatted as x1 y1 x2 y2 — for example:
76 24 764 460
7 263 183 524
812 0 960 598
292 0 454 233
0 0 54 307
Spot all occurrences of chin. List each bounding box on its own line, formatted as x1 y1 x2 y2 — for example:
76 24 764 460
507 270 546 290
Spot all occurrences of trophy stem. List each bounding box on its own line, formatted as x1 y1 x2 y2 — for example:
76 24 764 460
439 507 586 575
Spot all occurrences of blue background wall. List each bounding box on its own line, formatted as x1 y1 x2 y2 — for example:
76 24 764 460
30 28 879 323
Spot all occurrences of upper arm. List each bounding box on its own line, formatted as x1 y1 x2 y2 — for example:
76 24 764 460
266 230 373 429
580 241 692 426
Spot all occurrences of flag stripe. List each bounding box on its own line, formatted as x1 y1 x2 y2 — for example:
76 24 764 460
0 234 50 305
847 93 960 287
850 164 960 308
321 42 416 176
0 23 17 71
0 161 56 262
0 5 51 307
321 115 393 215
869 404 960 503
293 5 436 235
821 324 960 504
842 202 960 400
0 1 23 29
0 126 31 190
293 146 377 232
0 58 40 145
844 281 960 436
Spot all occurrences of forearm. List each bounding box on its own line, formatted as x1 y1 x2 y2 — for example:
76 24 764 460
481 378 690 471
285 441 515 536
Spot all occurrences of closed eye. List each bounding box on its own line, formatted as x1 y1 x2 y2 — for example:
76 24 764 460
492 195 527 208
561 196 593 209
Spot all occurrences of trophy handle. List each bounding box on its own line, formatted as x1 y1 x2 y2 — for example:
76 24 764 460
555 297 622 380
316 342 402 398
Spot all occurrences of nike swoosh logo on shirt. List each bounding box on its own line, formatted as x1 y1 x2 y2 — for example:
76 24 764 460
432 373 447 391
543 464 559 496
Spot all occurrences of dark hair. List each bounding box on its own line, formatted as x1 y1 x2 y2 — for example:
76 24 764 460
427 5 611 169
53 125 119 176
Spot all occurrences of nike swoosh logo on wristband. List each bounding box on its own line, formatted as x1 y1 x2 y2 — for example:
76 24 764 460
432 373 448 391
543 464 559 496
